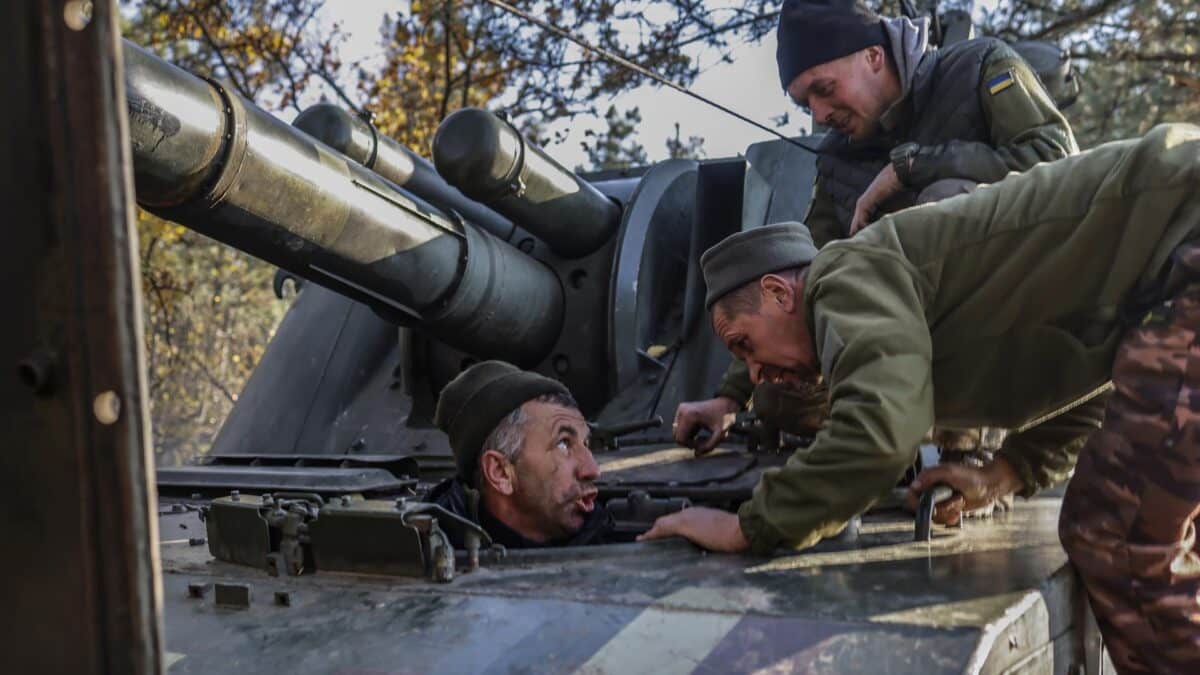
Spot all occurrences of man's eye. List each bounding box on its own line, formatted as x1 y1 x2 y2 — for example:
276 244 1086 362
556 438 571 452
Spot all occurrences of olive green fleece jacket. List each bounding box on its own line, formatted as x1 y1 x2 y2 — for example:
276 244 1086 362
739 124 1200 554
717 42 1078 404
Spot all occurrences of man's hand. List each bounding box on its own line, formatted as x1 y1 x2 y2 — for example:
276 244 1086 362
673 396 739 456
849 164 904 235
906 457 1025 526
637 506 750 553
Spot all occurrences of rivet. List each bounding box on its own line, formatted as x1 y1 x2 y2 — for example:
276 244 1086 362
63 0 92 31
17 348 56 395
92 390 121 425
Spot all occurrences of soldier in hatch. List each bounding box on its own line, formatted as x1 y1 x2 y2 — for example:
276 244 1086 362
644 124 1200 673
675 0 1077 463
428 360 614 549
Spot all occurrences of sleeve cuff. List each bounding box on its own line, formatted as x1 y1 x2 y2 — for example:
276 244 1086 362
716 360 754 406
716 383 751 407
738 501 786 555
996 451 1040 499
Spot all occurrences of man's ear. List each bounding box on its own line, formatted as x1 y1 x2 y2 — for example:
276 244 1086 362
760 274 797 312
479 449 516 496
865 44 886 73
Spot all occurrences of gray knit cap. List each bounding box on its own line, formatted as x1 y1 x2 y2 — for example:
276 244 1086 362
701 222 819 308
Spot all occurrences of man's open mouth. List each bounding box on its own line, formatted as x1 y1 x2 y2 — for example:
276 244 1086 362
575 490 597 513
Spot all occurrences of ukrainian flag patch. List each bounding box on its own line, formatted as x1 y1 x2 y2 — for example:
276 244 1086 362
987 70 1015 95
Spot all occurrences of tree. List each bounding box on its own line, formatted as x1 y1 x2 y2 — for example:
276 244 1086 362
973 0 1199 146
578 105 649 170
121 0 354 111
665 121 706 160
137 212 284 465
359 0 781 151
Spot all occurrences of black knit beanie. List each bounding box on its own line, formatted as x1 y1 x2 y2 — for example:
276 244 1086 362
776 0 886 90
701 222 819 308
434 360 571 481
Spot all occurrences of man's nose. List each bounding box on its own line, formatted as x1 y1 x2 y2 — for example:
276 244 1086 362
811 100 833 125
576 446 600 482
747 359 765 385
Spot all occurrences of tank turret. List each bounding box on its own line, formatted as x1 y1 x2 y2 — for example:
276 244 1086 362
123 39 745 470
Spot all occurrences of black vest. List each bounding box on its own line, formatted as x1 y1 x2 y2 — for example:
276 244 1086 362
816 37 1002 234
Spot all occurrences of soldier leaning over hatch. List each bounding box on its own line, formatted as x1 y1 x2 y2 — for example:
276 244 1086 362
643 124 1200 673
428 361 614 549
674 0 1078 462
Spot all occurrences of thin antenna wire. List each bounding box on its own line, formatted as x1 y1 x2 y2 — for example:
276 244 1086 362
478 0 821 154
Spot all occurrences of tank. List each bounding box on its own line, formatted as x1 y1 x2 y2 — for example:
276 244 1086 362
121 37 1110 674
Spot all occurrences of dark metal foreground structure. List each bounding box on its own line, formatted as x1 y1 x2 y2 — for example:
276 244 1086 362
1 0 162 672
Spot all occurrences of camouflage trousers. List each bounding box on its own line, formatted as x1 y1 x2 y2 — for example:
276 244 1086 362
1059 284 1200 673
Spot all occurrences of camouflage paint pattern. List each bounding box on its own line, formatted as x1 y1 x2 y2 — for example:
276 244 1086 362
158 497 1085 674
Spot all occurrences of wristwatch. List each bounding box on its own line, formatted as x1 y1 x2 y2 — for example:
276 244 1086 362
890 142 920 186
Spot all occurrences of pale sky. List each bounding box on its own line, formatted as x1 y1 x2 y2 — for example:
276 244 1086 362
310 1 997 167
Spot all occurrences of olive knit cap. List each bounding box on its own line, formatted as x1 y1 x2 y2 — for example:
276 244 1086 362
434 360 571 481
701 222 819 308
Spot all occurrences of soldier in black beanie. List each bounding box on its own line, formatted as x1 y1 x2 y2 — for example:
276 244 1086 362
675 0 1077 459
773 0 1076 236
426 360 613 549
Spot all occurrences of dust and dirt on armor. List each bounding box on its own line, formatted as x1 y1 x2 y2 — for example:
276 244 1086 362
674 0 1079 464
647 124 1200 673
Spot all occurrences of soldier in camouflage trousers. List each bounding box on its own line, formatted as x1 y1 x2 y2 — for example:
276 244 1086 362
1059 252 1200 672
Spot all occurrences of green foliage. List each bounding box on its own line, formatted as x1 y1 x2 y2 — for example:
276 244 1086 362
359 1 779 151
578 105 649 170
121 0 352 111
665 121 706 160
138 214 286 465
974 0 1198 146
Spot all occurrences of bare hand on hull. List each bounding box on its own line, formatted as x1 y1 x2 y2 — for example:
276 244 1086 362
849 164 903 235
637 506 750 553
672 397 738 456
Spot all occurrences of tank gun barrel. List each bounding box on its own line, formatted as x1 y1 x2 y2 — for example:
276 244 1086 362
122 41 563 366
292 103 518 242
432 108 622 258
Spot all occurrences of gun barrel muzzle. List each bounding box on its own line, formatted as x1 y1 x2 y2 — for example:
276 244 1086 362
433 108 622 258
